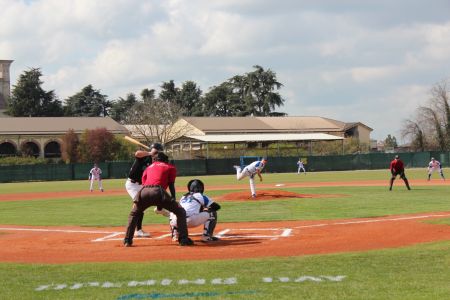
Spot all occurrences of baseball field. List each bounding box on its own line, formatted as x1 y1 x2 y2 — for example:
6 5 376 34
0 168 449 299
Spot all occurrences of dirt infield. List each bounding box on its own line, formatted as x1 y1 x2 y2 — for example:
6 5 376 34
1 212 450 264
0 179 449 264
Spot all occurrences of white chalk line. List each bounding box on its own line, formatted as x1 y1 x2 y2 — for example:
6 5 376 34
2 213 448 242
0 226 292 242
293 213 450 229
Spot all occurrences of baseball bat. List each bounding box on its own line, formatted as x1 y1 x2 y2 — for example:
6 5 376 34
124 136 150 150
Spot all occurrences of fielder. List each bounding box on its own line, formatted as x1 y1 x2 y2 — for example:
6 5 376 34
389 155 411 191
427 157 445 181
125 142 169 238
169 179 221 242
89 164 103 192
234 158 267 198
297 159 306 175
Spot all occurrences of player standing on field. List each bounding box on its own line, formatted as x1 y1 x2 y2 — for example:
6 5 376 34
89 163 103 192
125 142 168 238
389 155 411 191
169 179 221 242
123 152 193 247
427 157 445 181
297 159 306 175
234 158 267 198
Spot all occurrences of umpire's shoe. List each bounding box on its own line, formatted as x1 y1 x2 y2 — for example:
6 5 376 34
123 238 133 247
179 237 194 246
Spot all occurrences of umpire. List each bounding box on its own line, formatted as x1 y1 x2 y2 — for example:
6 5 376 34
124 152 194 247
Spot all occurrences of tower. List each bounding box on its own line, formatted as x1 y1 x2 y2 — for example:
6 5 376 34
0 60 14 112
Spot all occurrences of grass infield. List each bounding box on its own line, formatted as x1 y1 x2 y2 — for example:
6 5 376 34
0 169 449 299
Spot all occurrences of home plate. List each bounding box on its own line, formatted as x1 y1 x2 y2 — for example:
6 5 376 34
275 184 285 187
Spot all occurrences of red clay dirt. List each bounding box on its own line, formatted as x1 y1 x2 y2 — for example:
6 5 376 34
0 179 449 264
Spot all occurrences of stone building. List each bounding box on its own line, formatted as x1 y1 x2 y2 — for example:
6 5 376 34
0 60 13 115
0 117 129 158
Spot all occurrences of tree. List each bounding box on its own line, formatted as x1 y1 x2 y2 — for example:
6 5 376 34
418 106 446 150
401 119 426 151
110 93 138 123
78 128 120 163
159 80 179 103
64 85 111 117
429 79 450 149
125 96 187 145
401 79 450 151
7 68 63 116
202 82 243 116
61 129 80 163
384 134 398 148
176 81 203 116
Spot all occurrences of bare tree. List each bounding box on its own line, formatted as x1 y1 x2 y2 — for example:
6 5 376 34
124 98 190 147
401 119 426 151
429 79 450 148
418 106 446 150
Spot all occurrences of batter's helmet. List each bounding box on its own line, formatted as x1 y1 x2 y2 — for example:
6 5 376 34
150 142 164 151
187 179 204 194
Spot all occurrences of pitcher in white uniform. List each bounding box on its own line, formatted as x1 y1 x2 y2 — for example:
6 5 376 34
89 163 103 192
169 179 221 242
234 158 267 198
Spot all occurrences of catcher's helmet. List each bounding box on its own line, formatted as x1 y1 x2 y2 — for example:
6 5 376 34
187 179 204 194
150 142 164 151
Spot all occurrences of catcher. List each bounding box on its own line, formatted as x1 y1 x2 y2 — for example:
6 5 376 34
169 179 221 242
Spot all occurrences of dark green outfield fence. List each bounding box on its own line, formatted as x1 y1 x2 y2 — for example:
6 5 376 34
0 152 448 183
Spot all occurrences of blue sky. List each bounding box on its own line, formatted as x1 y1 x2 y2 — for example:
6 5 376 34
1 0 450 141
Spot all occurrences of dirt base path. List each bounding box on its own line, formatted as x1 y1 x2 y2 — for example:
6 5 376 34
1 212 450 264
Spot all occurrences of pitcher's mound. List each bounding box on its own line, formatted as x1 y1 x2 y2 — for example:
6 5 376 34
218 190 311 201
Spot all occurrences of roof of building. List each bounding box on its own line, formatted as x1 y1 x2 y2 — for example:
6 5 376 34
181 116 372 134
186 133 343 142
0 117 129 135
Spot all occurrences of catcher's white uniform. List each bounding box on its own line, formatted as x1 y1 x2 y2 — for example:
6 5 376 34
170 192 218 241
89 166 103 191
427 158 445 180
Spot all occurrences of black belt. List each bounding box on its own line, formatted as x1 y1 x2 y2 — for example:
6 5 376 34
142 184 161 188
129 179 138 184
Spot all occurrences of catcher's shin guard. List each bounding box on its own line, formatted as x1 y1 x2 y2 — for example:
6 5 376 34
203 211 217 237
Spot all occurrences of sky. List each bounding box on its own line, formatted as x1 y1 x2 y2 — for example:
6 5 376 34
1 0 450 142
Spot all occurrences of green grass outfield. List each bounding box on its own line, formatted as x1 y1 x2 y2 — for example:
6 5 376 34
0 169 449 299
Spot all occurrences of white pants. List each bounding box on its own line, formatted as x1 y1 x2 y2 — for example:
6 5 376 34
236 166 252 180
235 167 256 196
90 178 103 191
170 212 210 228
297 166 306 174
125 179 141 201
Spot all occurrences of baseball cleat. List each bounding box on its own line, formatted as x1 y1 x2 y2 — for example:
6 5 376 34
123 238 133 247
251 194 256 198
201 235 219 242
179 237 194 246
135 229 151 237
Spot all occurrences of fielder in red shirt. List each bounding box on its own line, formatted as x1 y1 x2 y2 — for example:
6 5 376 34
123 152 193 247
389 155 411 191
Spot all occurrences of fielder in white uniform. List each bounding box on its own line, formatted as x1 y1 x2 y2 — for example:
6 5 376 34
427 157 445 181
169 179 221 242
297 159 306 175
89 164 103 192
234 158 267 198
